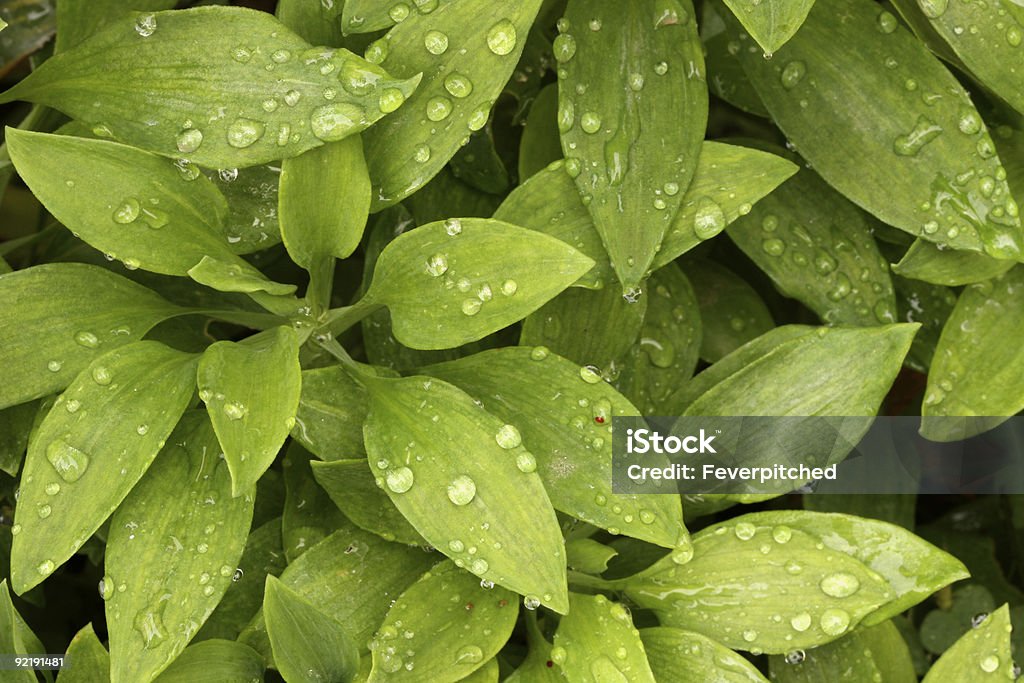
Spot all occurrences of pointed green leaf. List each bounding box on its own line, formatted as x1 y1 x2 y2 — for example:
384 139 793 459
282 443 348 562
614 264 702 414
186 256 296 297
520 285 647 372
893 239 1014 286
726 165 897 326
557 0 707 292
105 412 255 683
493 142 798 289
505 618 562 683
566 538 618 575
276 0 345 45
624 519 897 653
55 0 177 53
59 623 111 683
265 575 360 683
519 83 562 180
364 0 543 208
0 580 38 683
0 263 184 409
207 164 283 256
0 7 421 168
240 522 437 656
5 130 290 293
672 324 917 417
891 0 1024 116
280 135 371 269
152 640 264 683
311 459 424 546
11 341 197 594
922 604 1015 682
921 266 1024 441
425 347 687 549
640 627 768 682
363 374 569 612
768 620 916 683
368 560 517 681
893 274 957 373
197 326 301 495
701 0 770 116
449 128 511 195
0 400 36 476
365 218 594 350
734 511 970 625
683 259 774 363
293 365 369 459
722 0 817 55
552 593 656 682
726 0 1023 258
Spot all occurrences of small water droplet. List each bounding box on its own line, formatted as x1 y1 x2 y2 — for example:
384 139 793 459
426 96 453 121
425 253 449 276
780 61 806 89
134 14 157 37
176 128 204 153
113 198 141 225
819 608 851 636
553 34 577 62
877 10 898 33
444 72 473 99
425 30 449 54
693 197 726 240
386 467 414 493
919 0 948 19
819 572 861 598
461 299 481 316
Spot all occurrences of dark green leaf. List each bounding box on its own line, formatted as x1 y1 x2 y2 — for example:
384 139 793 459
292 365 368 459
921 266 1024 441
565 538 618 574
0 400 37 476
364 0 544 208
265 575 360 683
0 579 39 683
368 560 518 681
59 623 111 683
275 0 345 46
727 0 1023 258
449 127 511 196
0 7 421 168
893 274 957 373
311 459 424 546
362 373 568 612
892 239 1013 286
768 620 916 682
726 165 897 326
683 259 774 364
55 0 176 53
922 604 1016 682
0 0 55 76
11 341 197 594
640 627 768 682
282 443 347 562
152 640 264 683
722 0 817 55
518 83 562 180
0 263 184 409
552 593 655 682
209 164 283 256
701 0 769 117
557 0 707 292
364 218 594 350
280 135 370 269
425 347 688 549
198 326 301 495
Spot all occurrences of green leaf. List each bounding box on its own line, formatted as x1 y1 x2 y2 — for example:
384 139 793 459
275 0 345 45
362 373 569 612
59 623 111 683
425 347 687 549
640 627 769 682
311 459 424 546
726 0 1023 258
341 0 447 35
55 0 177 53
701 1 769 116
280 135 371 269
105 411 255 683
566 538 618 575
363 0 544 208
265 575 360 683
552 593 656 682
726 165 897 326
0 400 37 476
519 285 647 373
6 130 291 294
209 164 283 256
449 128 511 195
186 255 296 297
683 259 774 364
891 0 1024 116
893 274 957 373
11 341 198 594
364 218 594 350
921 266 1024 441
493 142 798 289
152 640 264 683
922 604 1016 682
282 443 348 562
0 7 421 168
722 0 817 55
892 239 1014 286
368 560 517 681
0 580 39 683
240 522 437 656
505 616 562 683
518 83 562 180
614 264 702 414
556 0 707 292
623 518 897 653
459 659 499 683
292 365 368 459
768 620 916 682
735 511 970 625
0 263 184 409
671 324 917 416
197 326 301 495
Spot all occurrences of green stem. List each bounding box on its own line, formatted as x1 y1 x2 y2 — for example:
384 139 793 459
306 256 335 318
567 571 623 592
182 308 287 331
321 296 381 337
315 336 364 376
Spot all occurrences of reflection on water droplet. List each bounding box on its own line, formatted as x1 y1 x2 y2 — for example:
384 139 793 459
447 475 476 505
819 608 851 636
46 440 91 481
693 197 726 240
819 572 861 598
176 128 204 154
386 467 414 493
425 30 449 55
311 103 366 141
487 19 518 55
113 198 141 225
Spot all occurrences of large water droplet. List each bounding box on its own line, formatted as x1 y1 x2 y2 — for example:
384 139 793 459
425 253 449 276
447 475 477 505
426 96 453 122
386 467 415 493
487 19 518 55
580 112 602 134
893 115 942 156
425 30 449 55
176 128 204 154
693 197 726 240
553 34 577 62
444 72 473 99
819 608 851 636
113 198 141 225
379 87 406 113
819 572 861 598
495 424 522 449
47 440 90 482
310 103 365 141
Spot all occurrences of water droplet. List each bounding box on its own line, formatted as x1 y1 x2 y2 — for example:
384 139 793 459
467 103 491 131
99 576 113 600
524 595 541 610
877 10 898 33
231 46 252 63
413 144 431 163
1008 26 1023 47
134 14 157 37
74 331 100 349
693 197 726 240
957 108 982 135
176 128 204 154
980 655 1001 673
790 612 812 632
444 218 463 235
425 253 449 276
819 572 861 598
495 424 522 449
780 61 806 89
581 112 602 134
971 612 989 628
444 72 473 99
379 87 406 113
531 346 549 361
44 482 61 496
47 359 63 372
113 198 141 225
386 467 414 493
515 452 537 473
233 568 243 582
894 115 942 156
580 365 602 383
37 560 56 576
469 558 489 575
91 364 112 385
785 649 806 665
37 504 52 519
487 19 518 55
461 299 481 316
553 34 577 62
734 522 756 540
819 608 851 636
654 61 669 75
426 96 453 121
134 609 167 649
772 526 792 544
500 279 518 296
425 30 449 55
447 475 476 505
219 168 239 183
388 3 410 22
310 103 365 141
919 0 948 19
762 238 786 256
